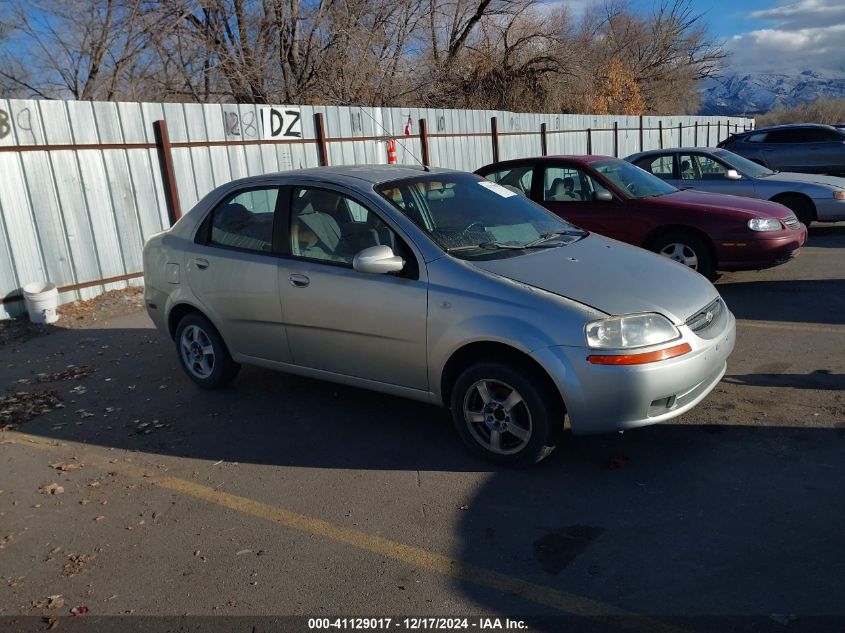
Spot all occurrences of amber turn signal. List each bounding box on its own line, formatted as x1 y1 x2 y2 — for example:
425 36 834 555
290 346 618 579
587 342 692 365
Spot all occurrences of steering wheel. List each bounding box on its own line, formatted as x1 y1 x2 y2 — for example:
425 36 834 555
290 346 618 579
626 182 639 195
462 220 487 236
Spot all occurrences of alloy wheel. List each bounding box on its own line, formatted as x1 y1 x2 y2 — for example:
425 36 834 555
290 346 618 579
462 379 532 455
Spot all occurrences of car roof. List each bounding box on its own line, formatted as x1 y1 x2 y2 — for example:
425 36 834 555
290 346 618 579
222 164 459 191
476 155 617 171
626 147 725 159
741 123 841 134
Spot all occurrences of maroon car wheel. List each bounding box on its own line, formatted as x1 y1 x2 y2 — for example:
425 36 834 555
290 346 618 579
651 231 715 280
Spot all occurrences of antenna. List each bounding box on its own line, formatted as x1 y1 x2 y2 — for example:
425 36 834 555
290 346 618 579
356 107 429 171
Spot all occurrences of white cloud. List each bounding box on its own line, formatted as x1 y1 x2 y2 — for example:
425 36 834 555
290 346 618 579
728 0 845 73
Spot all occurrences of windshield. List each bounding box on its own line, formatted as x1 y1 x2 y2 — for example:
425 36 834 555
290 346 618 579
712 148 775 177
376 173 585 259
593 159 677 198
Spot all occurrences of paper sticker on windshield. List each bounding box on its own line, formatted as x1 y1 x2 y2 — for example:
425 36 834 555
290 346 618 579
478 180 518 198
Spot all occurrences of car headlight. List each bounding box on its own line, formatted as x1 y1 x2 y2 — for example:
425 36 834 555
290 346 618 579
585 313 680 349
747 218 782 231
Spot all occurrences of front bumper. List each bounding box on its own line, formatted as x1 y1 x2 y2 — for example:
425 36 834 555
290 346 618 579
715 226 807 271
533 309 736 434
813 197 845 222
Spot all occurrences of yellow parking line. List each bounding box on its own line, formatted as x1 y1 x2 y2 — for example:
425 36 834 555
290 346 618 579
4 431 689 633
738 320 845 335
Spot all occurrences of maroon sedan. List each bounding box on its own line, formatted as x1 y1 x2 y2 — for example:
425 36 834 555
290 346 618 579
475 156 807 278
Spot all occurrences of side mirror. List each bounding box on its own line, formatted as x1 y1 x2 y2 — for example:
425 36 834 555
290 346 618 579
726 169 742 180
353 245 405 275
594 190 614 202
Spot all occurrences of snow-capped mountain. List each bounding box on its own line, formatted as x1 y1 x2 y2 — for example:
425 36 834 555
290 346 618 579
699 70 845 116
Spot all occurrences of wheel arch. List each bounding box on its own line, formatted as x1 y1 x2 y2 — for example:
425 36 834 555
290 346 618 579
769 192 816 222
439 341 565 415
642 224 718 268
167 302 206 340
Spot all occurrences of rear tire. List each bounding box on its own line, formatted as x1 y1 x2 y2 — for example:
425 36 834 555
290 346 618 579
772 194 814 227
650 231 715 280
450 362 563 466
175 313 240 389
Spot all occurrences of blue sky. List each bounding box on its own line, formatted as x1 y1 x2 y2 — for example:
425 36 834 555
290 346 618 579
636 0 845 74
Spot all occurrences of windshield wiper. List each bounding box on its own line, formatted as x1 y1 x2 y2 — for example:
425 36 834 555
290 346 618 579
446 242 517 252
446 230 586 253
523 229 587 248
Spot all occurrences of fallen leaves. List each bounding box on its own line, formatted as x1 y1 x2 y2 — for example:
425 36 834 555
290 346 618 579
50 461 83 472
38 483 64 495
35 365 96 383
62 554 90 577
32 595 64 610
0 390 63 430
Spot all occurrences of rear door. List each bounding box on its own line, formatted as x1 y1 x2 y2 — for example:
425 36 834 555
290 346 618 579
184 185 291 362
536 163 633 241
632 153 678 186
802 127 845 173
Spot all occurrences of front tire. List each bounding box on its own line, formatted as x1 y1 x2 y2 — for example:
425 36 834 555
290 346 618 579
651 231 715 280
175 313 240 389
450 362 562 466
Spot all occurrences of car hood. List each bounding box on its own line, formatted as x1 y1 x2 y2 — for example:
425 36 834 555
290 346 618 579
471 234 718 324
764 171 845 190
653 190 794 220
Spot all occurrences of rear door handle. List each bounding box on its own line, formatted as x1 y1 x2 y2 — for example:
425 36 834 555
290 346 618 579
193 258 209 270
289 273 310 288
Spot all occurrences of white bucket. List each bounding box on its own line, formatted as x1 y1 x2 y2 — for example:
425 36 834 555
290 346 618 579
22 282 59 325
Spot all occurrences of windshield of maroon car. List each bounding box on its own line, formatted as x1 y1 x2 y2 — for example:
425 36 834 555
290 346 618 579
594 159 678 199
376 173 580 256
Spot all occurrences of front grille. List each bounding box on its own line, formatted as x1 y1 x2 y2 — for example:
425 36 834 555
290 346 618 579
783 215 800 229
685 298 723 336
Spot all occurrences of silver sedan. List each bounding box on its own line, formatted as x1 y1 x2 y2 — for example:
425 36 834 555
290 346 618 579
143 166 735 465
626 147 845 226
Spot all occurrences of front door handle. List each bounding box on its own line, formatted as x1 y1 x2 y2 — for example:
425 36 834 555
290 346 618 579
193 258 209 270
289 273 310 288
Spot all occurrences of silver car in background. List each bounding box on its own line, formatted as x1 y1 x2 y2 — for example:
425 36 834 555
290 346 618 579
626 147 845 226
143 166 735 465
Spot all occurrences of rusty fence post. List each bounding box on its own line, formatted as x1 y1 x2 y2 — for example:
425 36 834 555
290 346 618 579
639 115 644 152
314 112 329 166
540 122 548 156
716 120 721 143
153 120 181 226
694 122 699 146
658 121 663 149
613 121 619 157
419 118 430 167
491 116 499 163
678 122 683 147
706 122 711 146
586 128 592 154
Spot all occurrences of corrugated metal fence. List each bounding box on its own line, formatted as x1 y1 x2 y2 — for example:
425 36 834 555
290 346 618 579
0 98 753 318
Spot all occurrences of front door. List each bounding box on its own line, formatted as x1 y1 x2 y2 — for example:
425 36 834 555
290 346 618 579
677 153 756 196
277 185 429 390
537 164 633 242
184 185 291 362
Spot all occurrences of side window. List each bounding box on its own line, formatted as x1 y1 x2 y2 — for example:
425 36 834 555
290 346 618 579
694 154 728 180
637 155 675 180
289 187 399 265
804 128 845 142
544 166 586 202
483 165 533 197
765 129 804 144
679 154 703 180
745 133 768 143
207 187 278 253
